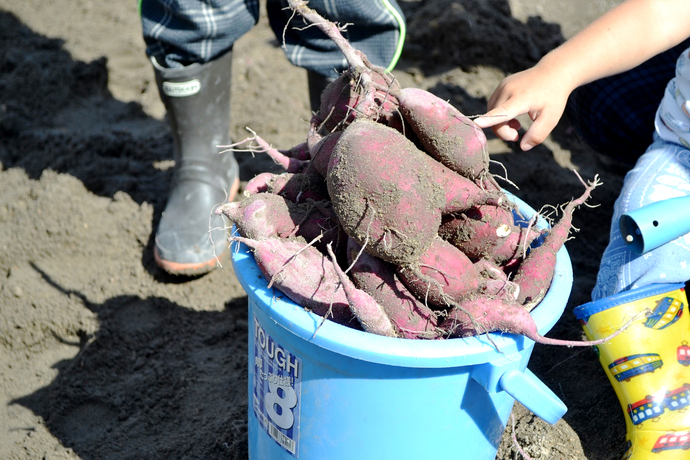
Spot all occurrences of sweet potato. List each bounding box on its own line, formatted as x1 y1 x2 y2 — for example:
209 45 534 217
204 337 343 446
232 236 357 326
315 70 401 132
286 1 404 134
513 175 600 308
253 133 311 173
395 235 520 308
325 244 398 337
396 236 481 307
346 239 440 339
397 87 490 181
307 130 342 178
441 295 633 346
217 193 346 255
243 172 274 196
438 204 545 265
327 119 502 265
282 140 312 161
474 259 521 301
226 1 599 344
217 193 295 240
244 171 329 203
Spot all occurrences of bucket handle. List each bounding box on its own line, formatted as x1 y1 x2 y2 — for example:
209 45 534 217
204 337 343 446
499 368 567 425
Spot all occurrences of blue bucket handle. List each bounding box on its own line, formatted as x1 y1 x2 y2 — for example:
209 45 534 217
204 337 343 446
471 355 567 425
499 368 567 425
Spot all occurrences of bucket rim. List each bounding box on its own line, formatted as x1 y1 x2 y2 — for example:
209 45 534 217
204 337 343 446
231 194 573 368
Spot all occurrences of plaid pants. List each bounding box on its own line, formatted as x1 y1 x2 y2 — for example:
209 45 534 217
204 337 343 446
139 0 405 77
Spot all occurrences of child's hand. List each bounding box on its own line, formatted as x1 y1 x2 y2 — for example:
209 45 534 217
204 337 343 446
474 64 573 151
473 0 690 151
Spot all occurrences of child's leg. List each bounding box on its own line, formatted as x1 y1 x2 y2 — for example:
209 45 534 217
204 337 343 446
140 0 259 67
578 138 690 460
264 0 406 79
139 0 254 274
592 135 690 300
575 282 690 460
577 138 690 456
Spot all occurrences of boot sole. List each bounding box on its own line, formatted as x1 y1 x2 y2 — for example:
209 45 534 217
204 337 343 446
154 177 240 276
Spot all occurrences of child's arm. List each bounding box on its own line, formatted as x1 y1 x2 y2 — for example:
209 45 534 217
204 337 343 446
474 0 690 151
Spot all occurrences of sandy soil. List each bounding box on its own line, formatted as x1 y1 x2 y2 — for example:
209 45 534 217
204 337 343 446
0 0 638 459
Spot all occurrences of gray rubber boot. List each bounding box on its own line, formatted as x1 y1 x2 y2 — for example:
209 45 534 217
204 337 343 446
152 50 239 276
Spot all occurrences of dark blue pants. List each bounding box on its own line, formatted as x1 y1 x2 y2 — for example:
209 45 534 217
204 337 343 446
566 39 690 163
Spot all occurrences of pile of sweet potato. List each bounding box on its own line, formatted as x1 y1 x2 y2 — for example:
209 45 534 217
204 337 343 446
218 1 605 345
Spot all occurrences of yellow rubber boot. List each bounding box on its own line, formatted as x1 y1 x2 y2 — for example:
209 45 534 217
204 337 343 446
574 283 690 459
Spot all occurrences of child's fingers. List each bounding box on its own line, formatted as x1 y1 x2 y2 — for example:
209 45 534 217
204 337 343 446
520 111 559 151
474 107 511 128
492 120 521 143
475 103 522 142
475 94 529 128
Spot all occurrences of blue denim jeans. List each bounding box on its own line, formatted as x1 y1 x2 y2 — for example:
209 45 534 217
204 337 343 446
139 0 405 77
592 133 690 300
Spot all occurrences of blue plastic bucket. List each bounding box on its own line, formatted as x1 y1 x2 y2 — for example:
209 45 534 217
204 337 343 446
231 196 573 460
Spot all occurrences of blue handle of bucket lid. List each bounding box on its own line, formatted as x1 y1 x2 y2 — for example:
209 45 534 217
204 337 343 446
500 368 567 424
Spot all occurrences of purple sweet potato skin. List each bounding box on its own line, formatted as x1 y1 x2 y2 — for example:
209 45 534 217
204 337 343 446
512 180 597 307
283 141 311 161
235 236 358 327
308 131 342 178
326 119 496 266
396 236 481 307
440 296 540 339
439 290 618 347
245 171 329 203
326 244 398 337
346 239 440 339
512 216 566 306
217 193 346 255
316 70 400 131
218 193 296 240
438 205 544 265
244 172 274 196
397 87 489 180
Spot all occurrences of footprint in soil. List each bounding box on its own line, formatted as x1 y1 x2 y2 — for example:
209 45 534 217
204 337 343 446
11 265 251 460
